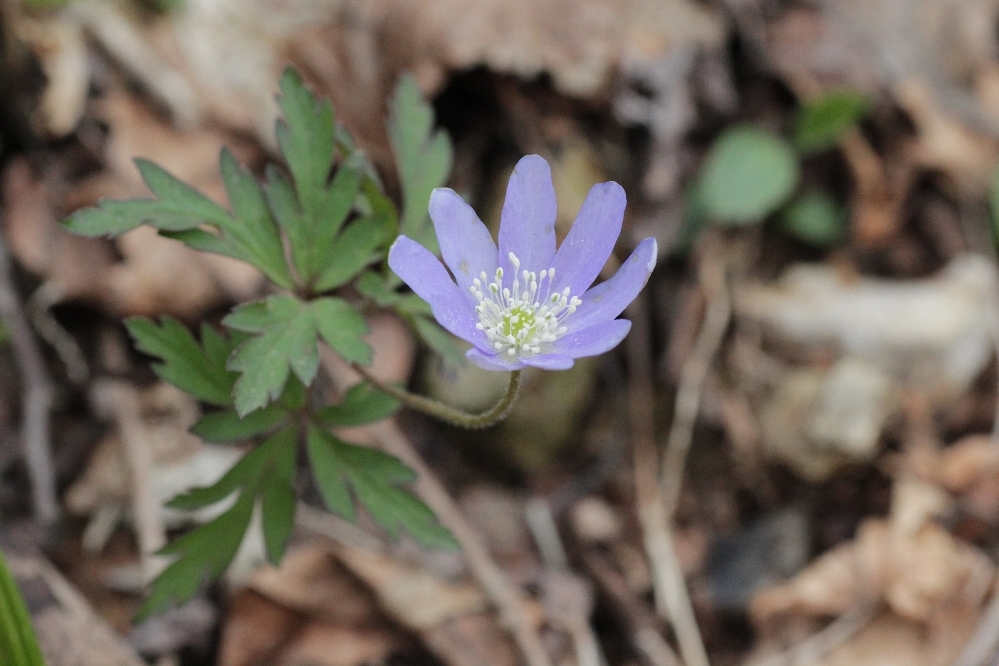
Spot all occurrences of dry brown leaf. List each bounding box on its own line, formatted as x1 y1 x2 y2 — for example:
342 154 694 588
249 545 383 626
217 590 302 666
750 518 994 626
275 622 401 666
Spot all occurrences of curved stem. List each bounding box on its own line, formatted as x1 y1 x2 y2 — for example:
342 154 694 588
351 363 521 429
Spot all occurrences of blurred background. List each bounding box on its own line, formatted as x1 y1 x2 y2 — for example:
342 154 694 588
3 0 999 665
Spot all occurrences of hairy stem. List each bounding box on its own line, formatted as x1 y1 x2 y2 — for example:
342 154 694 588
351 363 521 429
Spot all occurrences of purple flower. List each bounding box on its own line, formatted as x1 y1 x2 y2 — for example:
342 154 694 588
388 155 657 371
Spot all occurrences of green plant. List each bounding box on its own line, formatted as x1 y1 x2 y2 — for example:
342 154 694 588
66 69 462 618
686 88 869 247
0 547 45 666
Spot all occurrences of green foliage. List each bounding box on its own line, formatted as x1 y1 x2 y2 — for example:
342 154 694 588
0 547 46 666
126 317 237 406
62 68 468 617
306 427 458 548
389 74 453 253
222 296 370 416
795 90 870 154
696 125 800 225
779 192 847 247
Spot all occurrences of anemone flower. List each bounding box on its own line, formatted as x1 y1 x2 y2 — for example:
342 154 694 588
388 155 657 371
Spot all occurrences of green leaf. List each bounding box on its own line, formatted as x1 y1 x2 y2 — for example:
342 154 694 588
779 191 847 247
223 296 371 415
311 297 372 365
126 317 237 406
795 90 869 154
225 296 322 417
65 159 230 237
139 492 255 619
260 435 296 564
145 427 298 617
0 547 45 666
389 73 453 253
315 382 400 427
216 149 294 288
696 125 799 225
412 316 466 366
190 404 288 442
306 426 457 548
276 68 335 219
313 213 393 292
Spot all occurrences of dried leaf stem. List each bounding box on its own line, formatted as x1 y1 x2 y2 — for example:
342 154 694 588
0 231 58 526
368 420 553 666
628 290 711 666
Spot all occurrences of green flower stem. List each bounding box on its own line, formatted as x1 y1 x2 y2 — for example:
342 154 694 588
350 363 521 429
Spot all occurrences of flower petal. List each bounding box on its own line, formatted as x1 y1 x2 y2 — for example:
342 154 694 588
522 353 576 370
466 347 527 371
554 319 632 358
551 181 626 296
388 236 486 347
565 237 658 333
430 188 497 299
498 155 557 278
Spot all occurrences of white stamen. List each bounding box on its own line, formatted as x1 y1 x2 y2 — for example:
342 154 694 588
469 251 579 359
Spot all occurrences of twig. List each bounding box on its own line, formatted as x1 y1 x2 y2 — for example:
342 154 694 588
660 247 731 520
526 497 607 666
628 287 708 666
751 601 880 666
953 589 999 666
90 380 167 582
27 282 89 385
582 550 682 666
0 230 58 526
369 420 553 666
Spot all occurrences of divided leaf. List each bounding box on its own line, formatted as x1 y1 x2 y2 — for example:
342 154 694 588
306 426 457 548
126 318 237 406
389 73 453 253
142 426 298 618
315 382 400 427
224 296 371 416
65 159 230 237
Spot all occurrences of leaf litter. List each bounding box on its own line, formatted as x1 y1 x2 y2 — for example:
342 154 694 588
6 0 999 664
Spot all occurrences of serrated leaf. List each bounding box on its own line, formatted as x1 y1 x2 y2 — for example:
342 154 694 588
277 68 335 216
216 149 294 287
225 296 322 416
412 316 466 366
313 213 392 292
389 73 453 253
779 191 847 247
146 427 297 616
306 426 456 548
126 317 236 406
311 297 371 365
795 90 869 154
191 404 288 442
697 125 799 225
139 491 255 619
0 547 45 666
65 159 230 236
315 382 400 427
260 432 296 564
